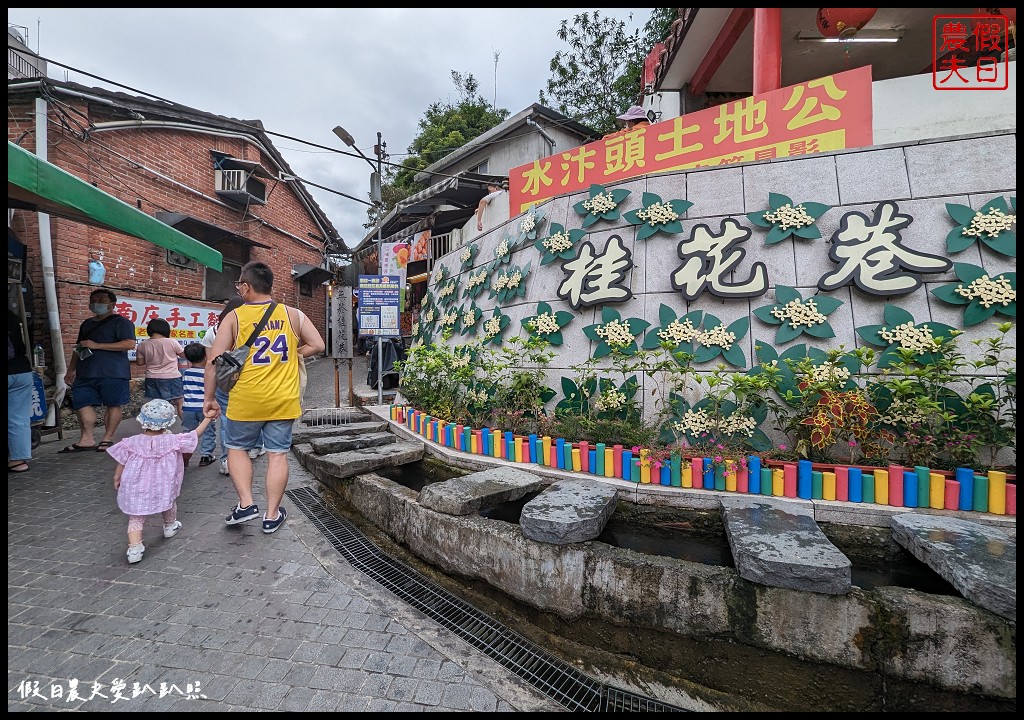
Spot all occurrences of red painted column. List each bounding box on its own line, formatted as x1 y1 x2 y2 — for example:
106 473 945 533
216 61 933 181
753 8 782 96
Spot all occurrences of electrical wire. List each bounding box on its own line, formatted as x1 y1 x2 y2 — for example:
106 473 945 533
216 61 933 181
17 50 511 187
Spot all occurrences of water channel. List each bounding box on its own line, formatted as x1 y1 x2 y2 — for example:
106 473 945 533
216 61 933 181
355 459 1009 711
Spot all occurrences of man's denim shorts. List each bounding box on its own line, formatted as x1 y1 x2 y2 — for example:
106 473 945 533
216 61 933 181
71 378 130 409
143 377 184 401
223 418 294 453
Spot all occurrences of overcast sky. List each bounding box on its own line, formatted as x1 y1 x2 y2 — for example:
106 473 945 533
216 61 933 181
8 8 652 250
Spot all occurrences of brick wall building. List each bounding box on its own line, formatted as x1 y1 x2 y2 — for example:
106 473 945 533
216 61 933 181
8 78 341 389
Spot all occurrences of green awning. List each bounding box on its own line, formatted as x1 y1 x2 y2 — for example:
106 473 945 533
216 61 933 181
8 141 222 271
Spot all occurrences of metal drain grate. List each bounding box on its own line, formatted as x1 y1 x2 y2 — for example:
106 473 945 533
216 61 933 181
287 486 687 712
302 408 358 427
605 686 686 712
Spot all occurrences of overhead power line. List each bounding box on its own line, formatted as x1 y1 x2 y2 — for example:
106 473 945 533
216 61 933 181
16 50 508 187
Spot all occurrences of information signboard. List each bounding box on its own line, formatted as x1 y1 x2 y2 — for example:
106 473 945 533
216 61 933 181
357 275 401 338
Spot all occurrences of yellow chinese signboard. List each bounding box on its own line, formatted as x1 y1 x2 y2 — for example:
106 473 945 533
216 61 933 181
509 66 873 214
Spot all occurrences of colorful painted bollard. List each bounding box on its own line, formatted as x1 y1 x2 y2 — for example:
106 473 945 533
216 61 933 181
988 471 1007 515
389 407 1012 520
746 456 760 494
862 473 875 504
874 468 888 506
798 460 812 499
848 468 863 503
903 471 918 507
888 465 904 507
955 467 974 511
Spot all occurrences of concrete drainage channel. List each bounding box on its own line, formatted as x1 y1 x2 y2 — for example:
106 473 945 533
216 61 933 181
287 485 686 713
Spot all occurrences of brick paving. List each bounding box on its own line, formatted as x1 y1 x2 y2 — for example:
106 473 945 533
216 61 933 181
7 355 559 711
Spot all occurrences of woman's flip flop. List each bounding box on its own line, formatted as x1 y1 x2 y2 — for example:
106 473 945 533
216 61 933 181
8 462 30 473
58 443 95 453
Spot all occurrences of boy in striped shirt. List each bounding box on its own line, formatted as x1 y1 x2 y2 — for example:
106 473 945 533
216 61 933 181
181 343 217 467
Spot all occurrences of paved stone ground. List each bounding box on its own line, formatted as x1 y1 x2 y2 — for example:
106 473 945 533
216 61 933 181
7 356 560 711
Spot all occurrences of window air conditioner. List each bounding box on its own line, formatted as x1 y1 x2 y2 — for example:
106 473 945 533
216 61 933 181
215 169 266 206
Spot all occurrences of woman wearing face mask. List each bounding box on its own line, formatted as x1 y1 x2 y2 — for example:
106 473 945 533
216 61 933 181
60 288 138 453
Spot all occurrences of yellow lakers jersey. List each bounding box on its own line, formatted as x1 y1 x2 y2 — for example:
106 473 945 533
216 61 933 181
227 302 301 421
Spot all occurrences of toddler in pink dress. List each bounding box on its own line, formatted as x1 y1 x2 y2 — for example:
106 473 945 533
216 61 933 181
107 399 213 564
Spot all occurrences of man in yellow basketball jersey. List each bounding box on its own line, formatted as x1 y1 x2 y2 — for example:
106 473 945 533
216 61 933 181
203 261 325 534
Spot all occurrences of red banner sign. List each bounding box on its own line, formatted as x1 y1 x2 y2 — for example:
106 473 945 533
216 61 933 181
509 66 873 214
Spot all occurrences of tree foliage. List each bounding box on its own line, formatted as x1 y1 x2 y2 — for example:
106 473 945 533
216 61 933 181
540 9 678 136
369 71 509 229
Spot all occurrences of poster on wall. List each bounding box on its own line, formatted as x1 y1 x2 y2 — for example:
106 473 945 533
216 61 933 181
113 297 221 359
410 230 430 262
508 66 873 213
381 242 410 311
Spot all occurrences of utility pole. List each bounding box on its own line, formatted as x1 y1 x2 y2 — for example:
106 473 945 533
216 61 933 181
373 132 387 405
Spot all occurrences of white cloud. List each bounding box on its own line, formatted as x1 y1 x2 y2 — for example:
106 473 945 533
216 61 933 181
9 8 651 248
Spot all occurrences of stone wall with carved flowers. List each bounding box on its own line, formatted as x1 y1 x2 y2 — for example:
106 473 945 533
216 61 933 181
416 130 1015 462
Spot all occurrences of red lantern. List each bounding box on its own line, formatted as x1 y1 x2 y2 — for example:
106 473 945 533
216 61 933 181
816 8 879 39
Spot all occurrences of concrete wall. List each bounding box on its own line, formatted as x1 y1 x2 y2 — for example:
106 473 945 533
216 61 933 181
425 129 1016 463
303 462 1016 703
452 118 593 242
873 61 1016 145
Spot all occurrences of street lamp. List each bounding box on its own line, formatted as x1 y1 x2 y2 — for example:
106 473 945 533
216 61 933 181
333 125 387 404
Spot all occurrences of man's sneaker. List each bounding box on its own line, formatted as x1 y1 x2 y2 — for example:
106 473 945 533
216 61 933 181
219 459 229 475
163 521 183 538
127 543 145 564
248 447 267 459
198 455 215 467
225 503 260 525
262 506 287 534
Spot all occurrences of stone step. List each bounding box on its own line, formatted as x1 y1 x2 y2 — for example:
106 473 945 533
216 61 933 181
891 513 1016 621
292 420 388 444
298 441 425 482
310 431 396 455
520 480 619 545
418 465 548 516
720 496 851 595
